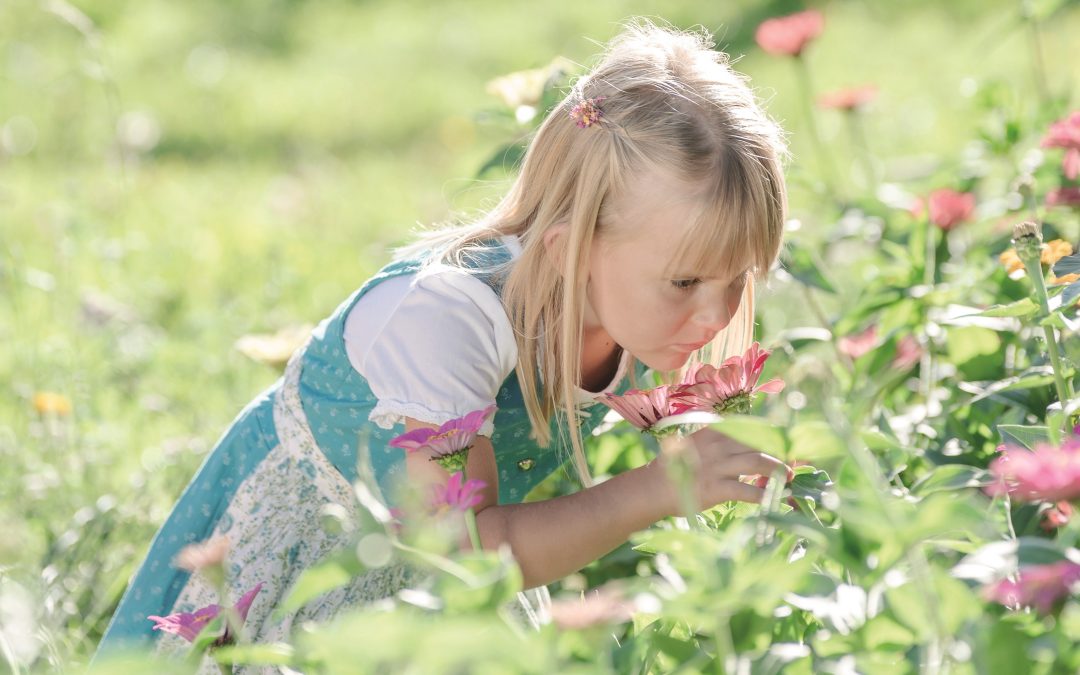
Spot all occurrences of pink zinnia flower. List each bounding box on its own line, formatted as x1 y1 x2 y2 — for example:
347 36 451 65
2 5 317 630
388 405 496 473
891 334 923 371
148 582 263 644
1041 111 1080 180
838 325 877 360
432 472 486 512
671 342 785 415
927 189 976 230
754 10 825 57
598 386 681 435
1047 187 1080 208
817 86 877 111
1041 501 1073 532
986 433 1080 503
983 561 1080 614
548 588 635 630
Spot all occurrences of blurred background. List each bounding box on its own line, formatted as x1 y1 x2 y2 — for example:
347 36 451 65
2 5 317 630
1 0 1078 669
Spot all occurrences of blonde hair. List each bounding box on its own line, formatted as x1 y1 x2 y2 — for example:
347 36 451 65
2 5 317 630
397 18 788 488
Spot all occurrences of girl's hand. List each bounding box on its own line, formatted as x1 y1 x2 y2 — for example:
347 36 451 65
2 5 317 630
647 427 792 516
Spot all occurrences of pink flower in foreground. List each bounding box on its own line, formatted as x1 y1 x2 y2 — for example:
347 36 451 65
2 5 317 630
432 472 486 512
891 335 923 371
548 588 635 630
388 405 496 473
986 432 1080 503
672 342 785 415
148 582 263 644
838 325 878 360
1041 111 1080 180
927 189 976 230
817 86 877 112
1041 501 1073 532
755 10 824 57
1047 187 1080 209
983 561 1080 614
598 386 681 435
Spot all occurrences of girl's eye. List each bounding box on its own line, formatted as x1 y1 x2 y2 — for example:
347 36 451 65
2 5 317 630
671 278 701 290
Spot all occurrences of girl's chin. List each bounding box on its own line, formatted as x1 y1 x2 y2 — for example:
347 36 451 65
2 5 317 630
637 350 693 372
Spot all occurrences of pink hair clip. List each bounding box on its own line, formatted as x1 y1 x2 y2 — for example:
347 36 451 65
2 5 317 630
569 96 606 128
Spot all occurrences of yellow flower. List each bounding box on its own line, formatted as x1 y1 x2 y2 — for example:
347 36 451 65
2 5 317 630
1050 272 1080 285
235 324 313 369
485 57 574 109
999 248 1024 274
33 392 72 416
1042 239 1074 266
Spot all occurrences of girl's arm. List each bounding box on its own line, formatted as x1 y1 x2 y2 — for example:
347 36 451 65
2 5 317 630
404 419 789 590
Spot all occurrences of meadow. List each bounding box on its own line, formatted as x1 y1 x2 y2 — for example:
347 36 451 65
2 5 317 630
2 0 1080 672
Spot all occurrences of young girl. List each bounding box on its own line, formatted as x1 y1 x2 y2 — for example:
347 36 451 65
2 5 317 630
96 18 792 662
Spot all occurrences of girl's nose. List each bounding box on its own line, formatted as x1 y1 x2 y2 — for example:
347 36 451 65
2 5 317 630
691 288 733 332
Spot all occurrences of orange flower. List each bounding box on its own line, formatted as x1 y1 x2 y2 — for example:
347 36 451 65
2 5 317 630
33 392 72 416
999 248 1024 274
817 86 877 111
1051 272 1080 285
1042 239 1074 266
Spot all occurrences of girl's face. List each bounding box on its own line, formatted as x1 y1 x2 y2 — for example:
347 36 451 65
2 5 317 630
584 165 750 372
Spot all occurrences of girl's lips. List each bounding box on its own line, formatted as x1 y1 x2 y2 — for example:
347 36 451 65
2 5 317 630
673 340 711 351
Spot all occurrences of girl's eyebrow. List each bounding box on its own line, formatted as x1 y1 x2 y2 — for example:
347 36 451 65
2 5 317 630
669 266 752 282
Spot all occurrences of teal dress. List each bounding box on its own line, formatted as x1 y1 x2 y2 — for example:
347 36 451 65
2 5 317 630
95 237 645 663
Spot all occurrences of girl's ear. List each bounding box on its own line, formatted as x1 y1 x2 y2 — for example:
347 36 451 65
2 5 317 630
542 222 569 276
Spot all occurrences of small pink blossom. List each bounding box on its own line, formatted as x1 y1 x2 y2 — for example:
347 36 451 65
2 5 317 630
174 536 230 573
1041 111 1080 180
671 342 785 415
986 432 1080 502
891 335 923 371
388 405 496 473
927 189 976 230
432 472 486 512
1041 501 1073 532
148 582 263 643
548 588 635 630
817 86 877 111
1047 187 1080 208
597 386 681 434
838 325 878 360
983 561 1080 614
754 10 825 57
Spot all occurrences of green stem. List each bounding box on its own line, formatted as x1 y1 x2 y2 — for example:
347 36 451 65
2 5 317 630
845 112 877 190
1021 256 1072 438
464 508 483 552
792 56 840 202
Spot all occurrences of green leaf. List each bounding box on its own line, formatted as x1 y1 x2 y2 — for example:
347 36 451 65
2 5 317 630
997 424 1049 450
911 464 994 496
708 415 788 457
275 552 359 617
968 298 1039 318
952 537 1072 585
788 467 834 505
1062 280 1080 307
788 421 846 463
784 243 837 294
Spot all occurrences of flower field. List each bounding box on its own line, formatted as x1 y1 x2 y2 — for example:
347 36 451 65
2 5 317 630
3 1 1080 673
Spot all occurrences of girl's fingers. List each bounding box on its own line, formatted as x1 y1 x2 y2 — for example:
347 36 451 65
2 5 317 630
711 451 790 482
714 479 767 505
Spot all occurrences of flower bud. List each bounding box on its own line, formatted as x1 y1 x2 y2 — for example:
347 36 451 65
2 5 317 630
1011 221 1044 265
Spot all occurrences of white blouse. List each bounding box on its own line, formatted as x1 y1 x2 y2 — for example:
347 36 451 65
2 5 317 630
342 235 630 436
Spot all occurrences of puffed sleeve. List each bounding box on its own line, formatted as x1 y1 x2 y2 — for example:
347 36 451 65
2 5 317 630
342 266 518 437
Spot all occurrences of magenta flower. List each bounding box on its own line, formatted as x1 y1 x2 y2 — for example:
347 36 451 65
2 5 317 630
838 325 878 360
817 86 877 112
927 189 976 231
671 342 785 415
597 386 681 435
388 405 496 473
891 334 923 371
1041 111 1080 180
1047 187 1080 209
986 432 1080 503
983 561 1080 614
148 582 263 644
754 10 824 57
431 472 487 512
